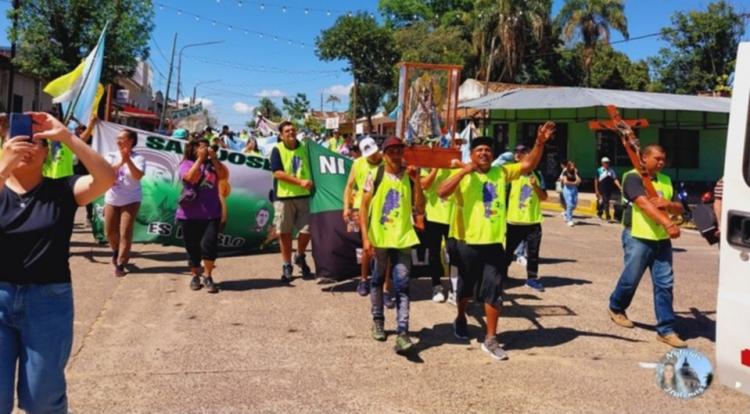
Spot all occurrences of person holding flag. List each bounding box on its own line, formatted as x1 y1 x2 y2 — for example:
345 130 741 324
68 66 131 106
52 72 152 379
359 137 425 354
438 123 555 361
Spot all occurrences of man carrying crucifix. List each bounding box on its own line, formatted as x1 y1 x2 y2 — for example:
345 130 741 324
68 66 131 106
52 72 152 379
607 144 687 348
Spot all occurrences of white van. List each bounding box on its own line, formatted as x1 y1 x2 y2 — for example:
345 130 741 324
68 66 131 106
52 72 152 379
716 41 750 395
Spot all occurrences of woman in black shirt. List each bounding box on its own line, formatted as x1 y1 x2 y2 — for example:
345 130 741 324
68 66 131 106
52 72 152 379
0 112 115 414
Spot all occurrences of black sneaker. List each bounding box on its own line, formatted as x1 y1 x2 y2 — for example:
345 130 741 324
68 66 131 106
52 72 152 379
294 253 314 280
356 279 370 296
453 316 469 340
189 275 202 291
281 264 293 284
204 276 219 294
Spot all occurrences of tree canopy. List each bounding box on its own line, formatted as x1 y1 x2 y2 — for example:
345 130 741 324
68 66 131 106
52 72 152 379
649 0 746 94
8 0 154 83
282 93 311 121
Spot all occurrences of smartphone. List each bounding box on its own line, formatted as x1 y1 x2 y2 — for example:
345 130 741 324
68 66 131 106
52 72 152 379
9 113 33 140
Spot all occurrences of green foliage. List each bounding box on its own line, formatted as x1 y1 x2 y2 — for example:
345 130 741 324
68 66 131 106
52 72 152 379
325 94 341 111
393 22 471 65
379 0 473 28
315 12 399 88
257 97 282 121
588 46 650 91
282 93 311 121
8 0 154 83
350 83 387 132
648 0 745 94
304 116 324 134
556 0 629 85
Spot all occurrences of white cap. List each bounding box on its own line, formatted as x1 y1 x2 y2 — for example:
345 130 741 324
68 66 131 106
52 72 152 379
601 157 611 163
359 137 378 157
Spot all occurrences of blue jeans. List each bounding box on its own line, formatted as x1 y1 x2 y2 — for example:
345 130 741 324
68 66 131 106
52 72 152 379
371 248 411 334
0 282 74 414
562 185 578 222
609 228 676 335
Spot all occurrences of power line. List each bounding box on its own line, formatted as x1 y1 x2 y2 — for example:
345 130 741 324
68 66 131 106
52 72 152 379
154 2 313 48
150 34 171 65
182 54 341 75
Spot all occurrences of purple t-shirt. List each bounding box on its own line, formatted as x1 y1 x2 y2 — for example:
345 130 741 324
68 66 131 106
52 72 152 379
176 160 222 220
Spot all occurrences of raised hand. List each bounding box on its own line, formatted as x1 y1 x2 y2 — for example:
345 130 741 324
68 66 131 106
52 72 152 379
536 121 556 144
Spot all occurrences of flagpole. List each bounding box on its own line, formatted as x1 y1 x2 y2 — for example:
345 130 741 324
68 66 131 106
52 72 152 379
5 0 20 115
64 21 110 124
158 33 178 132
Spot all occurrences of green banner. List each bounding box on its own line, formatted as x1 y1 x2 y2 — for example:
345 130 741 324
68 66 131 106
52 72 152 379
91 121 276 252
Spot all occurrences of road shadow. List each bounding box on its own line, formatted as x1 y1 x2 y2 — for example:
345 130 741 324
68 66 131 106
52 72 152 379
632 308 716 342
571 221 601 227
218 278 294 291
673 247 688 253
675 307 716 342
504 275 591 290
501 326 644 350
538 257 578 265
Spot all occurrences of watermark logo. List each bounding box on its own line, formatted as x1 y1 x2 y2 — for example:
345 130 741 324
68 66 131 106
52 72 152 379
655 348 713 399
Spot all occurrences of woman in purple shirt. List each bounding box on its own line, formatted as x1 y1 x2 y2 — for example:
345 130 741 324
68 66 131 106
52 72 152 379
177 139 228 293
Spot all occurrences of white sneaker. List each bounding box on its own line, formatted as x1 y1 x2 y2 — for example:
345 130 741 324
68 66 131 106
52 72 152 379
447 291 457 306
567 221 575 227
516 256 528 267
559 211 566 217
432 286 446 303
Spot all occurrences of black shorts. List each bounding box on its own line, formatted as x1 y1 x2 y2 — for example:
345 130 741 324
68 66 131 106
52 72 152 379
456 243 505 304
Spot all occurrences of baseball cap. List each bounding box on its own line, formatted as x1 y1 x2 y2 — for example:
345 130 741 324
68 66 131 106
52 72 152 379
514 144 530 153
601 157 611 163
359 136 378 157
172 128 188 140
382 136 405 151
470 136 494 150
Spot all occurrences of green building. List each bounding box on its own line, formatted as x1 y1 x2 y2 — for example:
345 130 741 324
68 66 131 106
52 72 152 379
460 84 730 190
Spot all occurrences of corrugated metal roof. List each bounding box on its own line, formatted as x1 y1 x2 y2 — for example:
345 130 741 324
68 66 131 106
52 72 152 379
459 86 731 113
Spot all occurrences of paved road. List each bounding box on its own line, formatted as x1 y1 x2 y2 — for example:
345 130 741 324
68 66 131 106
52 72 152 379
40 212 750 413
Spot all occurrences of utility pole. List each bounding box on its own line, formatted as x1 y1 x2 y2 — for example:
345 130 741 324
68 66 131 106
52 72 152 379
176 40 224 104
5 0 20 115
158 33 177 132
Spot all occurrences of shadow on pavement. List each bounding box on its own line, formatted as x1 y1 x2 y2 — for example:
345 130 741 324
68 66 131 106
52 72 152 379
538 257 578 265
504 275 591 290
218 278 294 291
675 307 716 342
501 326 644 350
630 308 716 342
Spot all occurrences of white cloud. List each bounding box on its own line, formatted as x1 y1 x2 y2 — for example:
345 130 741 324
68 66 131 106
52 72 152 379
255 89 287 98
178 97 213 109
323 83 354 96
232 102 256 114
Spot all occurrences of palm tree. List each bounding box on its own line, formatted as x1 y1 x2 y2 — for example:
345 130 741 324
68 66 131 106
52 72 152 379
557 0 629 86
471 0 553 85
325 94 341 111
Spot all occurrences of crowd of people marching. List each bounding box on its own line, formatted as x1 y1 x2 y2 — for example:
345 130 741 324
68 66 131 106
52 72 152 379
0 113 699 412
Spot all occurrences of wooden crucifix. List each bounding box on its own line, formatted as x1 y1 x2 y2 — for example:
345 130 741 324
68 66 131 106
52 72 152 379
589 105 658 198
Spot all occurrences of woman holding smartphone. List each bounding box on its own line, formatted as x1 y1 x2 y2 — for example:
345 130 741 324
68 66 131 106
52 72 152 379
177 138 228 294
0 112 115 414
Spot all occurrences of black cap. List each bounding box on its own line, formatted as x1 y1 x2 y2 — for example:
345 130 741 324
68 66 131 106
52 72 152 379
514 144 530 153
470 136 494 150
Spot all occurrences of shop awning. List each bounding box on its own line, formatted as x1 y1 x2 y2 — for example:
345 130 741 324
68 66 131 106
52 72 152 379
459 87 731 113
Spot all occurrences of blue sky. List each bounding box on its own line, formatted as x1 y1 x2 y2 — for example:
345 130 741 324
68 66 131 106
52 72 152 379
0 0 748 130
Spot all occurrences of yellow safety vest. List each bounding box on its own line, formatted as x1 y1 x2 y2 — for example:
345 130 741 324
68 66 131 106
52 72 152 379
507 171 543 225
274 141 311 198
352 156 382 210
630 170 674 241
457 163 522 245
367 171 419 249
